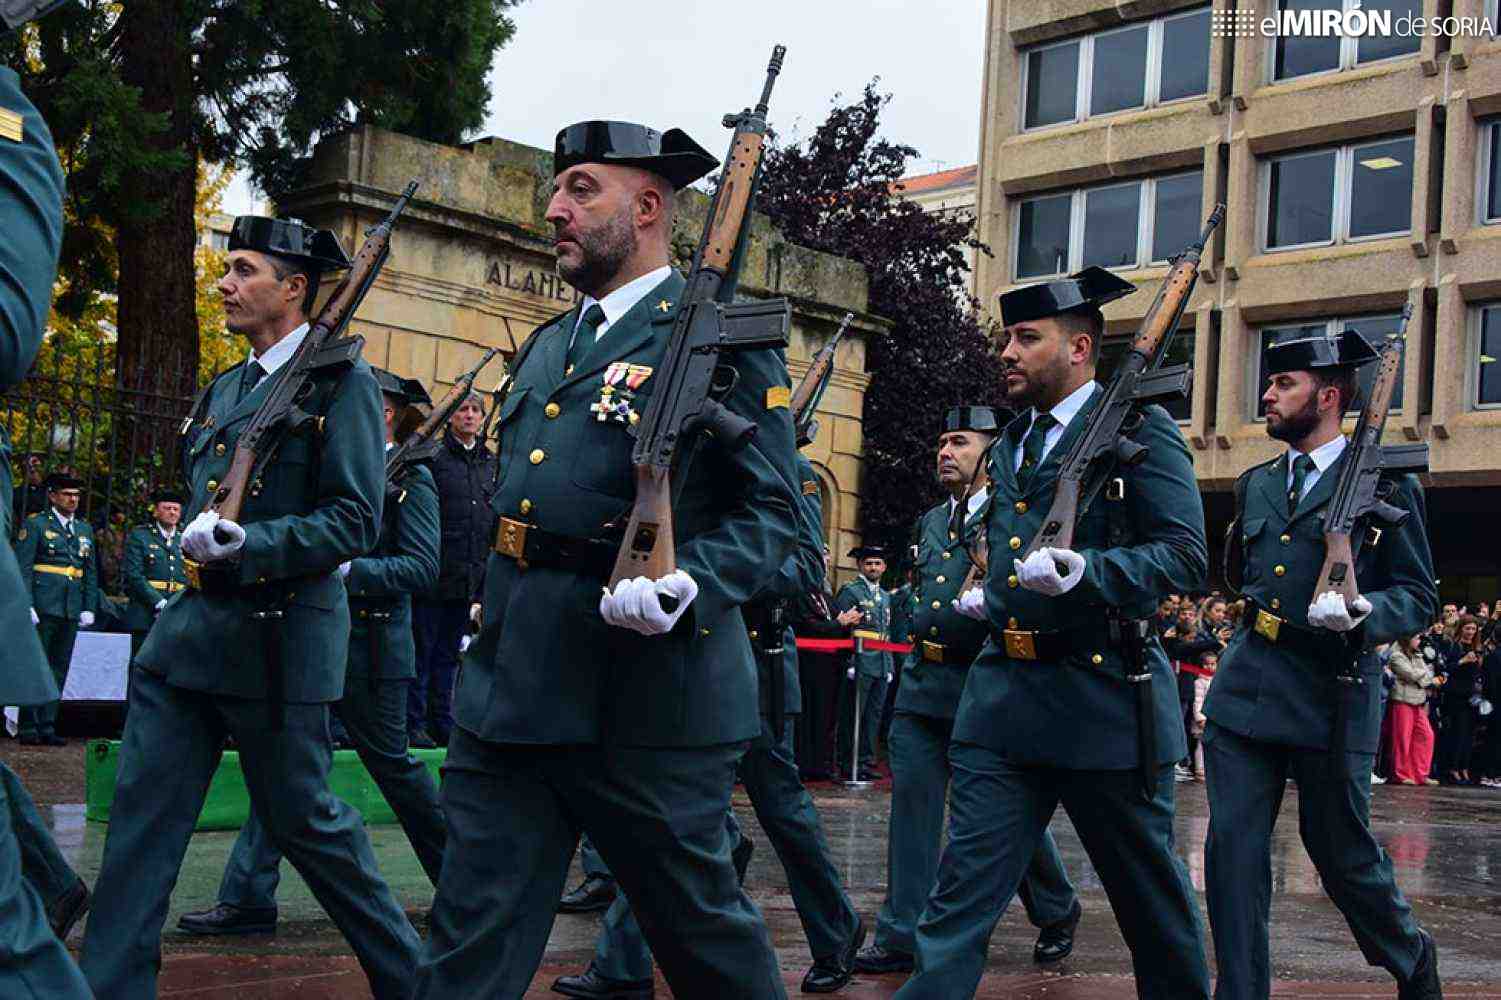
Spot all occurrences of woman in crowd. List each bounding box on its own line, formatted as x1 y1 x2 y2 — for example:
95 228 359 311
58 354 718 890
1438 617 1484 785
1387 634 1441 786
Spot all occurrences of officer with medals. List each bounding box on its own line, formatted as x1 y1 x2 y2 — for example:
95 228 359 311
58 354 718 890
15 472 99 745
0 12 95 990
177 366 446 938
414 121 797 998
553 452 866 999
120 488 188 661
80 217 420 999
835 545 892 781
1204 329 1441 999
895 268 1211 999
855 405 1080 977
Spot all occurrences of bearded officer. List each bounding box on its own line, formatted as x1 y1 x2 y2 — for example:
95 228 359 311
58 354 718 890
120 488 188 661
835 545 892 781
1204 329 1441 999
895 267 1211 999
413 121 797 999
856 406 1080 977
15 472 99 745
0 15 94 992
80 216 420 999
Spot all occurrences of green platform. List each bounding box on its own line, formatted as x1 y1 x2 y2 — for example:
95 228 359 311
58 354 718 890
84 739 447 831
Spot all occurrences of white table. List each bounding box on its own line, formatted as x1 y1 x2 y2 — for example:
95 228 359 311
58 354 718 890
5 630 131 735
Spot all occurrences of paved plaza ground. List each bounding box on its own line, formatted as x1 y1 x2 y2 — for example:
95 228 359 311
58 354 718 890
5 741 1500 997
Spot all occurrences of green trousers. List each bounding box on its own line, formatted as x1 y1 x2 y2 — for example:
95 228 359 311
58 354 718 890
19 615 77 738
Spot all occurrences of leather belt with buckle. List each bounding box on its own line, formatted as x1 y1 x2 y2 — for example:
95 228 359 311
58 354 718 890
148 579 185 593
492 517 617 577
33 564 83 580
991 626 1091 662
921 640 945 663
1243 599 1347 659
1254 608 1282 642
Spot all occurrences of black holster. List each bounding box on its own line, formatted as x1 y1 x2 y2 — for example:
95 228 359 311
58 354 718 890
745 598 788 740
250 606 287 731
1110 613 1157 802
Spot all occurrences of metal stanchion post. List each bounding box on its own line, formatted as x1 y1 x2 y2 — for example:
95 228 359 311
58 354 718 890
844 634 871 788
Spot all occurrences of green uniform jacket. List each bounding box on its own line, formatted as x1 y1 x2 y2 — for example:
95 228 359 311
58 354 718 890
345 463 439 680
1204 452 1437 752
0 66 63 707
751 452 825 717
898 500 991 720
952 388 1205 769
136 354 386 702
458 270 799 747
888 583 913 646
16 510 99 620
835 577 892 679
121 524 188 633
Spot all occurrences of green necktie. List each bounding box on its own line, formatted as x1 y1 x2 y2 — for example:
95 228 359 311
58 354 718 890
1288 453 1316 514
238 360 265 404
566 304 607 373
1017 413 1058 489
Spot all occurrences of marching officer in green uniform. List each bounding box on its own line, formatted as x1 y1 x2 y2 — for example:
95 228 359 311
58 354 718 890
120 488 188 659
895 268 1211 999
553 451 867 999
835 545 892 780
16 472 99 745
414 120 797 999
80 216 421 999
856 406 1080 977
1204 329 1442 999
0 19 95 993
178 366 446 938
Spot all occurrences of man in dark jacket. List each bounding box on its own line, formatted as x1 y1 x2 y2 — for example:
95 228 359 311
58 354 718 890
409 393 496 747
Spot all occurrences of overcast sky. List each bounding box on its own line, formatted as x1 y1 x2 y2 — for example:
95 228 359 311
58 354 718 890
225 0 987 214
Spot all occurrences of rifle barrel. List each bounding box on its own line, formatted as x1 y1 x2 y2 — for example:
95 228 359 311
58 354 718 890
756 45 787 115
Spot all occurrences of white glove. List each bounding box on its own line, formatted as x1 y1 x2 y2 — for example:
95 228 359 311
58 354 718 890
1014 547 1086 597
182 511 245 562
886 672 893 683
459 634 473 654
1306 591 1373 633
78 611 94 627
338 561 351 579
846 666 856 680
469 602 483 625
154 599 167 614
952 586 987 621
599 571 698 636
29 607 38 626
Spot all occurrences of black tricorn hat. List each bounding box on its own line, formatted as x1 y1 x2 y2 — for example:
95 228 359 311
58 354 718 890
228 216 352 272
372 367 433 407
149 487 185 506
997 266 1137 327
554 121 719 190
943 405 1002 435
43 473 83 491
847 545 887 561
1264 328 1380 375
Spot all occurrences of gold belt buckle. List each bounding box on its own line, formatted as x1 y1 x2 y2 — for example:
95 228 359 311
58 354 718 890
1254 608 1282 643
184 559 202 590
494 517 530 567
921 640 945 663
1002 628 1038 661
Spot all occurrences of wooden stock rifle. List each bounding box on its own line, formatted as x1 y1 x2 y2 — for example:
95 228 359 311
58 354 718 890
384 346 502 492
608 46 793 592
791 312 852 448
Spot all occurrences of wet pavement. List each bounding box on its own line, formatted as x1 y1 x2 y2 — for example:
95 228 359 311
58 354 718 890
6 741 1501 997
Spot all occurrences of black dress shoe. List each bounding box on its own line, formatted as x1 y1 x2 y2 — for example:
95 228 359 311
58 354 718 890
48 878 90 941
852 942 914 974
551 964 653 999
1398 929 1442 1000
1034 899 1082 964
558 875 617 913
802 917 866 993
732 834 755 886
408 727 438 750
176 902 278 935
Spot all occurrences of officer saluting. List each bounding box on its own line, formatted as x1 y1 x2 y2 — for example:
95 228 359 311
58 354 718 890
856 405 1080 977
836 545 892 781
896 268 1211 999
414 120 798 999
81 216 420 999
15 472 99 745
120 488 188 660
1204 329 1441 998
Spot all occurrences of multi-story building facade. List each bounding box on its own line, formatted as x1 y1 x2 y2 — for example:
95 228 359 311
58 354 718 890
895 165 980 295
976 0 1501 602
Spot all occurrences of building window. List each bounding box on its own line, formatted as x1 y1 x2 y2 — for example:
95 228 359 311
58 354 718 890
1014 170 1204 279
1477 119 1501 224
1474 304 1501 408
1262 136 1414 251
1253 314 1407 418
1099 327 1195 422
1021 7 1210 130
1271 0 1422 82
209 231 230 252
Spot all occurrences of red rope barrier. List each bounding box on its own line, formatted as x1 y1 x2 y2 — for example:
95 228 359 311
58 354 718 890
793 637 914 654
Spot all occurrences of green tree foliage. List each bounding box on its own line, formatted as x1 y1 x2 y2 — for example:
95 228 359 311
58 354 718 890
757 82 1008 551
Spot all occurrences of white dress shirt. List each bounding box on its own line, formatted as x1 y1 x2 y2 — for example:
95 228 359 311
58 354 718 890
948 486 990 521
243 322 310 389
1285 434 1348 502
570 265 673 350
1013 380 1099 473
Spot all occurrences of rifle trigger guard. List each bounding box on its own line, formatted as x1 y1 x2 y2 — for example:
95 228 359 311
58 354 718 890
709 363 739 400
